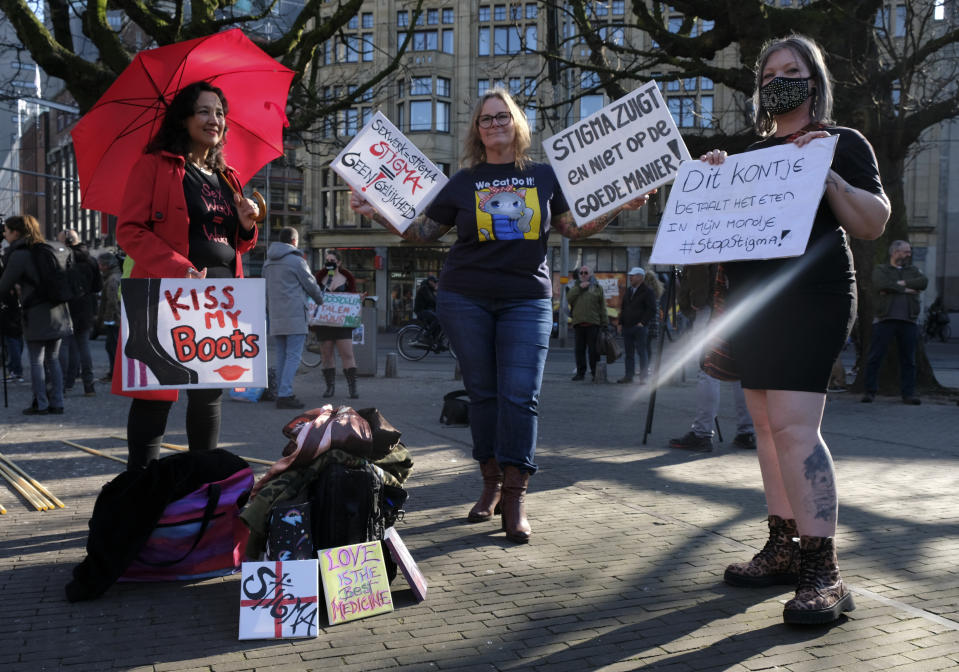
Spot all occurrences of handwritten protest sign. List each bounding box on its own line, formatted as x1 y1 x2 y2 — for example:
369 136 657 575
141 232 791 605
320 541 394 625
239 559 319 639
331 111 448 233
120 278 267 391
384 527 427 602
543 81 691 226
308 292 362 328
649 136 838 265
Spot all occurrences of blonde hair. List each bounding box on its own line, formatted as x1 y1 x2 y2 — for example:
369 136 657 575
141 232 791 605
644 267 664 299
462 88 532 170
753 34 834 137
4 214 44 247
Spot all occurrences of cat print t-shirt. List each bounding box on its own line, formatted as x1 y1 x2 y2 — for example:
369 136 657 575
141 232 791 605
426 162 569 299
182 162 248 278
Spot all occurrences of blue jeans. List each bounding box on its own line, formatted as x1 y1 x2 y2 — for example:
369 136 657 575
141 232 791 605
864 319 919 397
271 333 306 398
59 327 94 389
622 324 649 380
5 334 23 377
437 290 552 474
27 339 64 410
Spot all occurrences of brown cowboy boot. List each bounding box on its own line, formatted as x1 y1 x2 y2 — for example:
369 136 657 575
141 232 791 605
467 459 502 523
500 466 531 544
783 535 855 624
724 515 800 587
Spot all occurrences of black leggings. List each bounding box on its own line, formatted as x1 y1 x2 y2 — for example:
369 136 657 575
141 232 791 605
126 389 223 471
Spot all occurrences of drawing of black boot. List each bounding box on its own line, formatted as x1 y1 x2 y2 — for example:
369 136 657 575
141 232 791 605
122 278 198 385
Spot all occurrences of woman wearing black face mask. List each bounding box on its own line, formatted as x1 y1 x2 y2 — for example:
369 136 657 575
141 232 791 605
311 249 359 398
700 35 890 626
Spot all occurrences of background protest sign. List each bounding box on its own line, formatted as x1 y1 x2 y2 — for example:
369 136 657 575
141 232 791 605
543 81 691 226
331 111 448 233
120 278 267 391
239 559 319 639
307 292 362 328
320 541 394 625
649 136 838 265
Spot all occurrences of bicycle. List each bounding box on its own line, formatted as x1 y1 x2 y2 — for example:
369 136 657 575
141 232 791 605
395 321 457 361
300 329 324 368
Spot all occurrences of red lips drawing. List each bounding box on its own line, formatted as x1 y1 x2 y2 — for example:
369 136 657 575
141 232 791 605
215 365 249 381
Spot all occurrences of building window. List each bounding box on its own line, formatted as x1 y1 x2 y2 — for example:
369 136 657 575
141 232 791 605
362 12 374 29
526 3 538 18
478 5 537 56
437 77 451 97
494 4 506 20
479 6 491 21
580 94 604 120
442 29 454 54
412 30 439 51
443 8 454 23
479 26 490 55
397 10 408 26
478 79 490 96
410 100 432 131
427 8 438 24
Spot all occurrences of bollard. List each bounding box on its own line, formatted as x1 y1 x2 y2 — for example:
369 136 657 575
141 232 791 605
454 360 462 380
385 352 398 378
594 361 608 383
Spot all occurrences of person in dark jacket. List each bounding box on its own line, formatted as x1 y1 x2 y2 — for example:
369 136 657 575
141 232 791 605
413 275 440 345
0 214 73 414
0 240 25 382
96 252 122 382
617 267 657 384
567 265 609 381
58 229 102 396
861 240 928 404
262 226 325 409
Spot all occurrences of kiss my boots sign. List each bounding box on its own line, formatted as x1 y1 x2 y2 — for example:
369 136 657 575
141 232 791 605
120 278 267 390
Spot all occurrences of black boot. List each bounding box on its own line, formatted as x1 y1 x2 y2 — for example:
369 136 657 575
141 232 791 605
321 368 335 398
344 367 359 399
122 278 198 385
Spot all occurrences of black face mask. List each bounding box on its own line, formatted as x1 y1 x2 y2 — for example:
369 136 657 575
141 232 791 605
325 262 337 272
760 76 812 116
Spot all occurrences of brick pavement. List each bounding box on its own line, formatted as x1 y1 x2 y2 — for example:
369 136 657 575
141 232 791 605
1 337 957 671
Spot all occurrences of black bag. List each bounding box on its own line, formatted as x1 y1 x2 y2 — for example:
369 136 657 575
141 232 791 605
308 463 407 581
440 390 470 427
23 242 81 307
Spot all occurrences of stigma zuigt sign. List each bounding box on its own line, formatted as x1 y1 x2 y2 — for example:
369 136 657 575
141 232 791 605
544 81 691 226
331 111 448 233
119 278 267 391
649 136 838 264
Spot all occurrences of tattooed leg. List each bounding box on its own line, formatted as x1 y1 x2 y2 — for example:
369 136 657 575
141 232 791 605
801 442 838 527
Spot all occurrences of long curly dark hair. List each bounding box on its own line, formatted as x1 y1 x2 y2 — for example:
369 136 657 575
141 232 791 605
145 81 229 171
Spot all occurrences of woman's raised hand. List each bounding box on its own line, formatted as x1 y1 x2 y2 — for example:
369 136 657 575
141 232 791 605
700 149 727 165
234 192 260 230
349 188 378 219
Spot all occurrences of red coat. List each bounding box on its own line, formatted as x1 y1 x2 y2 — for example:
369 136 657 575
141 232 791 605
111 151 259 401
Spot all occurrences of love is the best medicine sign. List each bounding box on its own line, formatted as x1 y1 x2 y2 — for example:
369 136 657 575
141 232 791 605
331 111 448 233
543 81 691 226
320 541 393 625
649 136 838 264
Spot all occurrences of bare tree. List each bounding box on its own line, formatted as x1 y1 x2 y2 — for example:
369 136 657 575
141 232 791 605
537 0 959 393
0 0 424 135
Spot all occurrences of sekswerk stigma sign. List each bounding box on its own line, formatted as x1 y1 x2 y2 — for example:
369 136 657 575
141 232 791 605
543 81 691 226
119 278 267 391
649 136 838 265
331 111 448 233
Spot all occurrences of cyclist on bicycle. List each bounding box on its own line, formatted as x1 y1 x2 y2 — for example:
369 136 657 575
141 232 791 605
413 275 443 349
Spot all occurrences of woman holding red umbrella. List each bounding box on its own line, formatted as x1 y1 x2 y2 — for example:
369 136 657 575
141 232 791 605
112 81 261 471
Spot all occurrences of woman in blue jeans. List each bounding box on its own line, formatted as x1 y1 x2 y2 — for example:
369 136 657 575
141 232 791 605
351 88 651 543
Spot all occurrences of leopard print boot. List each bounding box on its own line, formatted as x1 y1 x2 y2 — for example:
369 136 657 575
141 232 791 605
783 535 855 624
724 515 800 587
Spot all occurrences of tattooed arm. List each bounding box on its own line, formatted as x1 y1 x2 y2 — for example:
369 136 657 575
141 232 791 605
349 188 453 242
551 191 655 241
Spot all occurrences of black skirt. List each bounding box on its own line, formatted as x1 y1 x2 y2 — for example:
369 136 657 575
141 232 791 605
311 325 354 342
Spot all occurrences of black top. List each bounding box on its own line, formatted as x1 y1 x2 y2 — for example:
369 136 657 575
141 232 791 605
426 162 569 299
182 163 249 279
724 126 884 297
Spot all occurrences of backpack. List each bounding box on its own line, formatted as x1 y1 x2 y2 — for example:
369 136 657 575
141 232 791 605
23 242 81 307
440 390 470 427
307 462 407 582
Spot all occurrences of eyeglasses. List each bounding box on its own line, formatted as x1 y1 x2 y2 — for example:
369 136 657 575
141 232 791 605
477 112 512 129
579 271 590 276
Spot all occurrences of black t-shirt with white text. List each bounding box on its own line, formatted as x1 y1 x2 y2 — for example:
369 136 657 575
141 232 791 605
182 163 246 278
426 162 569 299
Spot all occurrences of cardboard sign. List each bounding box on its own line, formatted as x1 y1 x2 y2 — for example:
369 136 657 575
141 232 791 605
383 527 427 602
239 559 319 639
331 111 448 233
308 292 362 328
319 541 394 625
649 136 838 264
543 81 691 226
120 278 267 390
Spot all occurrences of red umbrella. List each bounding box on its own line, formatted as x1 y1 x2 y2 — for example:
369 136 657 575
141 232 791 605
71 29 294 216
